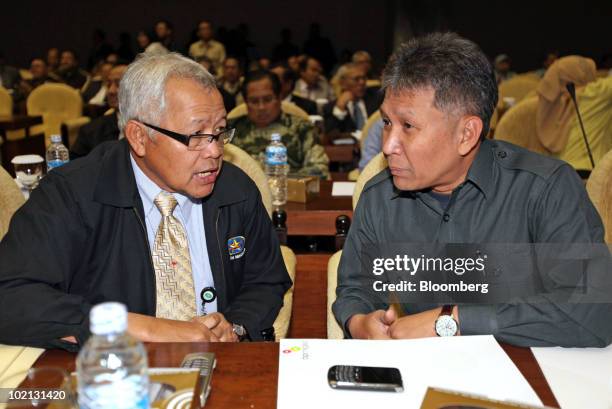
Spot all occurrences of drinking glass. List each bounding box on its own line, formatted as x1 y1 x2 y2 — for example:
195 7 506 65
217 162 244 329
11 155 44 194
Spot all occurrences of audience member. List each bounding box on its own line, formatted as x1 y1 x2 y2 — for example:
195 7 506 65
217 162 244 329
352 50 376 79
303 23 337 74
46 47 60 75
137 30 167 54
323 63 382 134
229 70 329 177
293 56 335 102
87 29 114 70
0 53 291 349
82 62 113 105
333 32 612 348
270 63 317 115
71 64 127 159
57 50 90 90
155 20 176 51
219 57 244 107
536 55 612 170
0 53 20 92
189 20 226 73
494 54 516 84
357 117 383 171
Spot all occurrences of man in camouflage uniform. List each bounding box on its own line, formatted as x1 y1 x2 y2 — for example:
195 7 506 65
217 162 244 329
229 70 329 178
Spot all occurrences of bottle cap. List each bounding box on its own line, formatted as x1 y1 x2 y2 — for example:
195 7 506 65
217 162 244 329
90 302 128 335
271 133 281 142
50 134 62 143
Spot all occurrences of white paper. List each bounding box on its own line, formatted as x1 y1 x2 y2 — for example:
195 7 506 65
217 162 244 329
331 182 356 197
278 336 541 409
532 345 612 409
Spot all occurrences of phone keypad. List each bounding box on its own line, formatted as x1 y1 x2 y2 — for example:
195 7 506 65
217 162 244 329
336 366 360 382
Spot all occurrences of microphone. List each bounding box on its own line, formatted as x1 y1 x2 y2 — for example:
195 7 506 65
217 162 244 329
566 82 595 169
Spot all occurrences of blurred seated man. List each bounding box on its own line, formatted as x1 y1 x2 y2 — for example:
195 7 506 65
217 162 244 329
352 50 376 80
17 58 59 98
494 54 516 84
229 70 329 178
358 117 383 171
81 62 113 105
323 63 382 134
219 57 243 107
536 55 612 171
70 64 127 159
189 20 226 74
0 52 20 93
0 53 291 350
46 47 60 76
333 32 612 348
57 49 90 90
270 63 317 115
293 56 335 102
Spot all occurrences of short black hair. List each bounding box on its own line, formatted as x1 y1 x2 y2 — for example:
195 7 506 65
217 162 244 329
382 32 498 139
298 56 318 73
242 70 281 99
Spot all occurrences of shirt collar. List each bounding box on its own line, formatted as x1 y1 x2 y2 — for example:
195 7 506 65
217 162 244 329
129 154 198 222
465 139 495 199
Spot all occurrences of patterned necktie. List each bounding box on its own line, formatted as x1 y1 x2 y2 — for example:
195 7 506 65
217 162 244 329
152 191 196 320
353 101 365 130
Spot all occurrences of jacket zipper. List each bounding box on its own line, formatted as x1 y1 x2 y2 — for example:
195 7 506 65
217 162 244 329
132 207 156 309
215 208 226 285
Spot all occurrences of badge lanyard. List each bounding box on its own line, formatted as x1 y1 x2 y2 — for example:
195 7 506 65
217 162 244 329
200 287 217 315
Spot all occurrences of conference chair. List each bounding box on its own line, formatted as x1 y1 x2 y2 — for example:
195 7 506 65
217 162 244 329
227 101 309 121
0 86 12 116
223 143 297 340
26 83 88 146
328 152 389 338
348 110 382 181
498 74 540 104
0 165 25 240
494 96 548 155
586 149 612 244
60 109 115 150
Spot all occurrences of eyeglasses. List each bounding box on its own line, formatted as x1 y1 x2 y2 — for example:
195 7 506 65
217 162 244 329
141 122 235 151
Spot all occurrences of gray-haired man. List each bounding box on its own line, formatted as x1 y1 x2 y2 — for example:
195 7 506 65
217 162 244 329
0 53 291 350
333 32 612 347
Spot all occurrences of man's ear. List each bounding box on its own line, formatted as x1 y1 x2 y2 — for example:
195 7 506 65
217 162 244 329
457 115 483 156
124 120 148 157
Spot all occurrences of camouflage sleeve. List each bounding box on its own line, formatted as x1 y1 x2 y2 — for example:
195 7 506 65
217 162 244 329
298 121 330 179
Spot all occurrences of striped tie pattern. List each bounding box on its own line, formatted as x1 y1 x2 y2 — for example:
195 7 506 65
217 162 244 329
152 191 196 320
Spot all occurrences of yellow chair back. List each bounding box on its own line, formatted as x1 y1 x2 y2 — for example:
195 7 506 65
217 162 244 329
26 83 83 145
227 101 309 121
498 74 540 104
352 152 388 209
0 86 12 116
0 166 25 240
495 96 548 155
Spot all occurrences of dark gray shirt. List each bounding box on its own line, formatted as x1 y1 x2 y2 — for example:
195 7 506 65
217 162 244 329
333 139 612 347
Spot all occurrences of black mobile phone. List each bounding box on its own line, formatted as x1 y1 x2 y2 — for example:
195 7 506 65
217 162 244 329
327 365 404 392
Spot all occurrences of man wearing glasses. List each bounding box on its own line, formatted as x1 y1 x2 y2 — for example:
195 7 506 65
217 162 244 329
0 53 291 350
230 70 330 178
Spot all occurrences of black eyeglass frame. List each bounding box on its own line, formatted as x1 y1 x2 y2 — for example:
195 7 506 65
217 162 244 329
141 121 235 150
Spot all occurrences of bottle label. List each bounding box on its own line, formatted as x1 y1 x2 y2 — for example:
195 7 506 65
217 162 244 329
79 374 149 409
47 159 68 171
266 146 287 165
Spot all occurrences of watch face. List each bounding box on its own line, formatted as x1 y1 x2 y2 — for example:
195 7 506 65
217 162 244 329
435 315 458 337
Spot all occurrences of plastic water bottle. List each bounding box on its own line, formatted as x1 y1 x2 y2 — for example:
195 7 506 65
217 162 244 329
77 302 150 409
46 134 69 172
265 133 289 207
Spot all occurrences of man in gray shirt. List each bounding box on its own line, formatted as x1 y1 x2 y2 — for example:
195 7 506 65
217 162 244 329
333 32 612 347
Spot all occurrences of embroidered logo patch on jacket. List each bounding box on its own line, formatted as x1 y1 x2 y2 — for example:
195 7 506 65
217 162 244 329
228 236 246 260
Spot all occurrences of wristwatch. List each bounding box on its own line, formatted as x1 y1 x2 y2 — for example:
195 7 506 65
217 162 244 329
434 305 458 337
232 323 249 341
